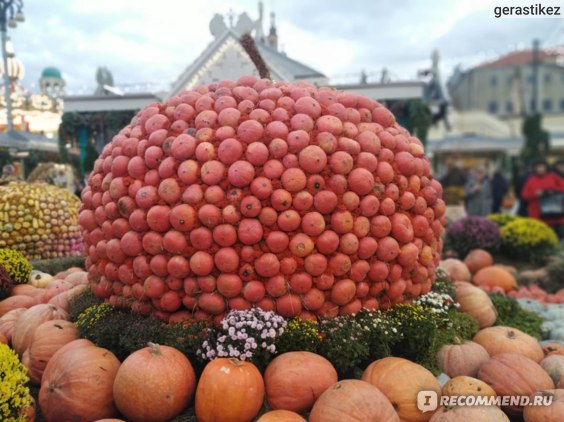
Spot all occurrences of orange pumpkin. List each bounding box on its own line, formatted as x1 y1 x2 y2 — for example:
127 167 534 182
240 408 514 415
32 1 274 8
309 379 400 422
265 351 337 413
523 389 564 422
543 343 564 357
41 280 74 303
12 284 44 298
441 376 496 398
464 249 494 274
256 410 307 422
64 271 89 286
440 259 471 282
429 405 509 421
12 304 68 356
195 358 264 422
47 285 88 312
540 355 564 387
113 342 196 422
0 331 6 344
478 353 554 413
20 395 36 422
27 319 79 385
437 339 490 378
39 339 120 422
453 282 496 328
473 326 543 362
362 357 441 421
0 295 37 317
0 307 26 342
473 265 516 292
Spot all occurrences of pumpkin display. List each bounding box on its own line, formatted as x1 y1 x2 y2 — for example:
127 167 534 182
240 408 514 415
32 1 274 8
79 77 446 320
47 284 88 312
256 410 307 422
439 259 471 282
39 339 120 422
309 379 400 422
429 405 509 421
542 343 564 357
11 284 44 298
0 331 6 344
264 351 337 413
437 339 490 378
62 271 89 286
523 389 564 422
29 271 54 288
473 326 544 362
0 295 37 317
11 304 68 356
27 319 79 385
41 280 74 303
195 358 264 422
540 355 564 386
441 375 496 398
0 307 26 342
463 249 493 274
473 265 516 293
477 353 554 412
113 343 196 422
453 282 496 328
362 356 441 421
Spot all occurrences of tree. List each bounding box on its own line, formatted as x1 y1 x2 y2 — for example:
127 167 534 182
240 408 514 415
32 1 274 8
407 99 432 148
520 113 549 162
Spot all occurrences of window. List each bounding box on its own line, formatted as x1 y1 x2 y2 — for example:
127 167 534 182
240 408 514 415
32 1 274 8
544 73 552 84
560 99 564 110
543 99 553 111
490 75 498 86
488 101 498 113
506 101 513 114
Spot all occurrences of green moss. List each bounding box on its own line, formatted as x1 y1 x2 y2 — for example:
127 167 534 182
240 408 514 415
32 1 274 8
489 293 544 339
0 248 31 284
30 256 84 275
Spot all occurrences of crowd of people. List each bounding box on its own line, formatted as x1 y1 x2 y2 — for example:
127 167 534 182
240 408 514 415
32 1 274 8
442 160 564 239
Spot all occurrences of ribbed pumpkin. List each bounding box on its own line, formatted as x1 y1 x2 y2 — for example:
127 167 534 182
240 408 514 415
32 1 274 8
27 319 79 384
463 249 494 274
540 355 564 386
473 326 544 362
440 259 471 282
12 284 44 298
113 343 196 422
309 379 400 422
264 351 337 413
523 389 564 422
437 339 490 377
0 295 36 317
20 395 36 422
12 304 68 356
256 410 307 422
543 343 564 357
362 357 441 422
195 358 264 422
441 376 496 398
429 405 509 421
41 280 73 303
453 282 496 328
0 307 26 342
473 265 516 292
0 331 6 344
39 339 120 422
477 353 554 413
47 285 88 312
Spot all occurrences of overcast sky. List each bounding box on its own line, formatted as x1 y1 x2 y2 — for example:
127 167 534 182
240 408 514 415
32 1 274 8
10 0 564 94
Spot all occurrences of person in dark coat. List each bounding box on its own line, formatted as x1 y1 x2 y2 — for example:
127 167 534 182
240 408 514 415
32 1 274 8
514 164 531 216
464 168 493 216
491 170 509 213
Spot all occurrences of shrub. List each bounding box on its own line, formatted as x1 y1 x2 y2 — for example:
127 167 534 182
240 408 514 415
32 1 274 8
445 216 501 257
0 263 13 300
355 309 402 364
487 213 518 228
275 318 322 355
67 287 102 322
0 343 31 421
0 248 31 285
499 217 558 263
488 292 544 339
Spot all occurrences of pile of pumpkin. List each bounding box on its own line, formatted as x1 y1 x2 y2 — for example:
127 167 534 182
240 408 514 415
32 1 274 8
0 266 563 421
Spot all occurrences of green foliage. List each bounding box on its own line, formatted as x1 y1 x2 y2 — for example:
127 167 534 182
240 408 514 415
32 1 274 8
520 113 550 162
67 287 102 322
545 256 564 293
487 213 518 228
500 217 558 264
0 248 31 284
489 293 544 339
275 318 322 354
431 268 456 299
0 343 31 422
407 99 432 147
355 309 402 364
30 256 85 275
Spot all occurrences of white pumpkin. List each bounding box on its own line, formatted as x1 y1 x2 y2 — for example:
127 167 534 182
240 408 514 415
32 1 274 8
28 271 54 288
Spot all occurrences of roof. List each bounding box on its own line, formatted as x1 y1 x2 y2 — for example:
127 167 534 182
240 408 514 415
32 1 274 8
166 29 326 99
41 67 62 79
477 48 559 69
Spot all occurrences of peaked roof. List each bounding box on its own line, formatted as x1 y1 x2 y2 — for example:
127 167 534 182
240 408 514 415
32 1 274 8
166 28 326 99
477 48 559 68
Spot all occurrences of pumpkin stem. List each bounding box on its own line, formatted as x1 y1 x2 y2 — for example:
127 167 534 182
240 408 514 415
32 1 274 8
507 330 515 339
147 342 162 355
452 336 462 345
228 357 244 367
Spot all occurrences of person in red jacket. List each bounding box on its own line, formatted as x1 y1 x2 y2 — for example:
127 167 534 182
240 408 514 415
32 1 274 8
551 159 564 238
521 159 564 236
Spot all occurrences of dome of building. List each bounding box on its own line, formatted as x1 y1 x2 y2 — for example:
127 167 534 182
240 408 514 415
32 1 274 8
41 67 62 79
